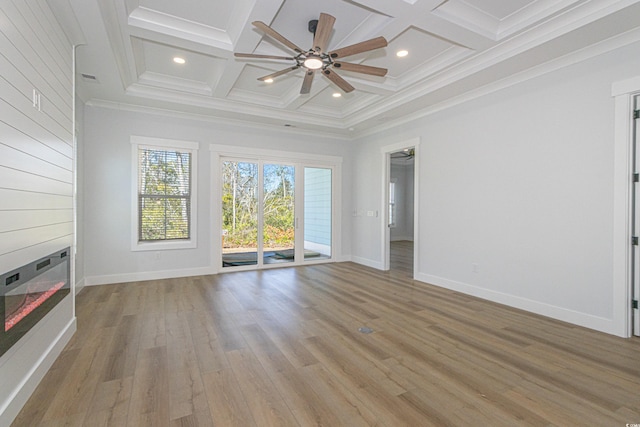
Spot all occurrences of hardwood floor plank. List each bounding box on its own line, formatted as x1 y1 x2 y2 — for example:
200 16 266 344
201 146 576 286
101 314 143 381
84 377 133 426
226 347 299 426
40 326 115 423
169 410 214 427
302 335 433 426
248 309 319 368
187 310 230 374
127 346 170 426
299 363 382 426
165 312 209 421
201 368 256 427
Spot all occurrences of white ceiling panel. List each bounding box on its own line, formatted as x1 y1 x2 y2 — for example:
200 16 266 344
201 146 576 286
461 0 537 20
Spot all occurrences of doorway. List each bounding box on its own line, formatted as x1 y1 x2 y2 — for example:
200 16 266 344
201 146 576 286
389 149 415 276
381 138 420 278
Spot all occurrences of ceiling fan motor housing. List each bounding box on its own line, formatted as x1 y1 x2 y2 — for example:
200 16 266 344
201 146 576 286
308 19 318 34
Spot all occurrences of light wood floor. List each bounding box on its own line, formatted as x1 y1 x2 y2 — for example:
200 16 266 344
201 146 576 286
13 249 640 426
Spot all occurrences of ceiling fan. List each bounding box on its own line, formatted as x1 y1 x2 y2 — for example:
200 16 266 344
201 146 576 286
391 148 415 160
234 13 388 94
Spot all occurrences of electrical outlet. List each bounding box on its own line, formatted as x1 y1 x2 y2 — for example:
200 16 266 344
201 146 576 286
472 263 479 273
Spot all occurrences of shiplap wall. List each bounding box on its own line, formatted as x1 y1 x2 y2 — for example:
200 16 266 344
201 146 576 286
0 0 73 271
0 1 75 424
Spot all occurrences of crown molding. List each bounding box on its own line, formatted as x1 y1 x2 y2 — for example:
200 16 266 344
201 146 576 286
84 99 352 140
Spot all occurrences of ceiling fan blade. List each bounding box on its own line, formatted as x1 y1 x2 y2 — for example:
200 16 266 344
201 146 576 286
300 70 315 94
313 13 335 53
322 69 354 93
253 21 305 54
328 36 388 59
258 66 300 81
333 62 387 77
235 53 295 60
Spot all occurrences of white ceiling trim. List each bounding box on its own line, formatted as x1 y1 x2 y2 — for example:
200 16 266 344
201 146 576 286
86 98 352 140
124 83 353 129
128 6 233 50
137 71 213 96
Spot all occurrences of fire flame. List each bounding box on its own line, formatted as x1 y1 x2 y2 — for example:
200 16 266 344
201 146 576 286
5 281 65 331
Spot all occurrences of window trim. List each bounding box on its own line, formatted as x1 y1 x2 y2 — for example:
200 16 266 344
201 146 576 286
131 136 198 251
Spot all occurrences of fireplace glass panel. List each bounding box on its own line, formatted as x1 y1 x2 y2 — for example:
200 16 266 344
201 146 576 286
1 248 70 357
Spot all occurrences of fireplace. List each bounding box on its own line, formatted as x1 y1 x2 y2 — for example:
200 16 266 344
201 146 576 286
0 248 71 357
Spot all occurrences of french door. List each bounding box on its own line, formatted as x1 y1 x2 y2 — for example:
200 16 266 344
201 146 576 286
221 158 332 269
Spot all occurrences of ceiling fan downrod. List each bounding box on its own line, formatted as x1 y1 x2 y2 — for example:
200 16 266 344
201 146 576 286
308 19 318 35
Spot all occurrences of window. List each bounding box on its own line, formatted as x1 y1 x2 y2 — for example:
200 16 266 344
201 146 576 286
131 136 198 250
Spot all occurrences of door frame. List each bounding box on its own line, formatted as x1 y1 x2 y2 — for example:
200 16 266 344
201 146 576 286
380 137 420 277
612 76 640 337
210 144 342 274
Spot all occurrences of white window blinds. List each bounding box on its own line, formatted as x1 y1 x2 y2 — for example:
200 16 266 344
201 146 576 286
138 148 192 241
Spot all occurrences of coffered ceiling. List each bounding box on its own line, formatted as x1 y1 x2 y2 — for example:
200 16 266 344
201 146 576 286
54 0 640 138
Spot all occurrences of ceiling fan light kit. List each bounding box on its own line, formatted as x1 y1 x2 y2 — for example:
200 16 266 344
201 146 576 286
235 13 388 94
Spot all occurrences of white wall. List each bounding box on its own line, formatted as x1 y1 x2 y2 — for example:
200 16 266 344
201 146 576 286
0 1 76 424
351 40 640 336
75 94 85 292
80 106 353 284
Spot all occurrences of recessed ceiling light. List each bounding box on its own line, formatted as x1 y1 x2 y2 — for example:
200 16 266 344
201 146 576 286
396 50 409 58
264 78 274 83
332 92 342 98
173 57 186 64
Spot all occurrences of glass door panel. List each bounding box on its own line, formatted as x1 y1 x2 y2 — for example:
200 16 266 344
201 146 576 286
263 164 295 264
304 167 332 261
222 161 258 267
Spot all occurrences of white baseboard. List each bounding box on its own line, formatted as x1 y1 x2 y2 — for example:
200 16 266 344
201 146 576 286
351 256 384 270
0 317 76 427
415 272 619 336
74 277 86 295
84 266 216 286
